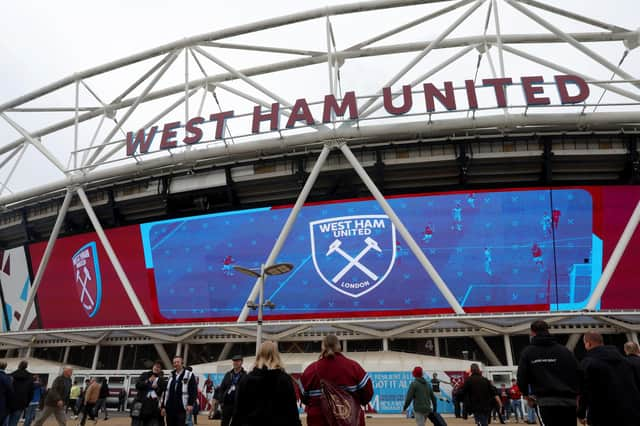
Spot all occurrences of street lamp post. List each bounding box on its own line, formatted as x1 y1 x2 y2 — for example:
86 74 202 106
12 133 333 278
234 262 293 353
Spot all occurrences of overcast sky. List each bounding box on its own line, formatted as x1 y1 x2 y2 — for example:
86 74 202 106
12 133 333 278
1 0 638 196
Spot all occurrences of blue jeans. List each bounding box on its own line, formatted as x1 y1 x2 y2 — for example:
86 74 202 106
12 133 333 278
23 404 38 426
6 410 22 426
474 413 489 426
511 399 524 421
527 405 536 423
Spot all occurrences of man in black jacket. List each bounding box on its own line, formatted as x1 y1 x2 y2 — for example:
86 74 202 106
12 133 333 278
517 320 578 426
214 355 246 426
135 360 167 426
161 356 197 426
577 332 640 426
8 361 34 426
458 363 501 426
0 362 14 426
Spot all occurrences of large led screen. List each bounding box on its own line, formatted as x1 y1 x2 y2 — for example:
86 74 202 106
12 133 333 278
140 188 599 320
22 185 640 328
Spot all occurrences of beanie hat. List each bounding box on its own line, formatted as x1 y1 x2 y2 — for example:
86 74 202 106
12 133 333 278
412 366 423 378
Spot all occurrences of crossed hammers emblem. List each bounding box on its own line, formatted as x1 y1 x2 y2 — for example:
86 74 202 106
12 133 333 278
326 237 382 283
75 266 95 311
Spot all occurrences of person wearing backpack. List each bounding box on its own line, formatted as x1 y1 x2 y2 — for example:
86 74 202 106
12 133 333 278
402 367 437 426
231 341 301 426
300 335 373 426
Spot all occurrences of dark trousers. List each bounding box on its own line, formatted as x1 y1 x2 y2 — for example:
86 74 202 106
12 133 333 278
80 403 96 426
453 397 462 418
221 404 234 426
165 410 185 426
537 406 576 426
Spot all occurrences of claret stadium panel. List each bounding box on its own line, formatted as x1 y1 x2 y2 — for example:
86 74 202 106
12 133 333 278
0 0 639 371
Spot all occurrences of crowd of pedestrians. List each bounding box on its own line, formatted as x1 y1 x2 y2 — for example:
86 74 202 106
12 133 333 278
1 326 640 426
455 320 640 426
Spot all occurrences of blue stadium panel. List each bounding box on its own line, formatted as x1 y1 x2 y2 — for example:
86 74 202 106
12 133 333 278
139 188 597 319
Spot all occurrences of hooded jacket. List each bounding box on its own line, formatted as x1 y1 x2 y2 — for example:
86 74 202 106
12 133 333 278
516 334 578 406
231 367 301 426
403 377 437 414
459 373 495 414
578 345 640 426
10 368 34 411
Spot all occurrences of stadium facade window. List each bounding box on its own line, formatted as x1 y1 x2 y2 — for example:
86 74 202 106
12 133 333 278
345 339 382 352
32 347 64 363
68 346 95 368
97 345 120 370
121 344 167 370
187 343 224 364
279 341 321 354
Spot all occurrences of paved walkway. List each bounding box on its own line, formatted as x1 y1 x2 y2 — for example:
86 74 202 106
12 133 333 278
35 412 554 426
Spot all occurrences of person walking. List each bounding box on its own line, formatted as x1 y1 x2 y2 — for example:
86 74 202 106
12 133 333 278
79 378 101 426
215 355 246 426
301 335 373 426
33 366 73 426
95 379 110 420
69 382 82 418
0 362 14 426
508 378 524 423
23 375 43 426
577 332 640 426
161 356 197 426
133 360 167 426
402 367 437 426
8 361 34 426
517 320 578 426
230 341 301 426
459 363 501 426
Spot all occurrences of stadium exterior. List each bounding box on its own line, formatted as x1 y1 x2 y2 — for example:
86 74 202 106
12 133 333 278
0 0 639 380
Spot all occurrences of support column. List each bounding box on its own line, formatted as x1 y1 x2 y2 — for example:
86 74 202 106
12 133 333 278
632 332 639 345
237 145 331 321
154 344 172 370
339 143 464 314
434 337 441 358
183 344 190 366
116 345 125 370
382 338 389 352
342 340 348 353
77 187 150 325
63 346 70 364
176 343 182 357
566 333 582 352
19 190 73 330
222 145 332 358
25 346 32 358
473 336 502 366
504 335 514 366
218 343 233 361
92 345 101 370
586 200 640 310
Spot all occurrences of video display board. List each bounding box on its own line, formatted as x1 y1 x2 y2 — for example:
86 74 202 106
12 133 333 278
21 185 640 328
141 188 596 320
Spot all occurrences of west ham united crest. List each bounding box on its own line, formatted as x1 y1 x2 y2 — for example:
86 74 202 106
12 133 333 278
72 242 103 318
310 215 396 298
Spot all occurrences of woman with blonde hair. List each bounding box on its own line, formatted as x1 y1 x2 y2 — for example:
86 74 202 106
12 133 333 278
231 341 301 426
301 335 374 426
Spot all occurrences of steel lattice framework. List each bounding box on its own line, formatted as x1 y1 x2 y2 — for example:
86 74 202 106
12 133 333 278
0 0 639 366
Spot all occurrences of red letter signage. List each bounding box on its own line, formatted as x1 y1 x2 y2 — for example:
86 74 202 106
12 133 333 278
555 75 590 104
